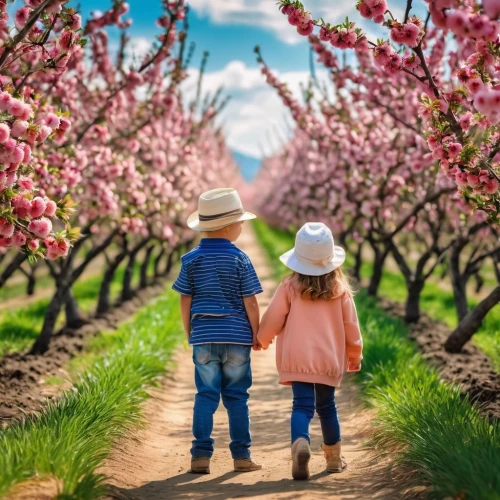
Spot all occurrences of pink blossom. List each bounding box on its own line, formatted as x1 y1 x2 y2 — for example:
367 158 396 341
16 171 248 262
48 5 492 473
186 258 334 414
36 125 52 143
59 117 71 131
11 231 27 248
373 43 393 66
365 0 388 16
0 123 10 143
483 0 500 19
29 197 47 218
0 218 14 238
11 120 29 138
0 92 12 111
319 26 331 41
358 2 373 19
10 146 24 164
373 14 385 23
447 142 462 159
18 176 33 191
14 7 31 29
45 113 60 130
466 77 486 94
455 171 469 186
0 238 12 248
12 194 31 218
288 8 302 27
27 239 39 252
69 13 82 30
8 98 25 118
3 138 16 152
467 174 480 187
469 15 493 38
459 111 473 130
28 217 52 239
44 200 57 217
21 143 32 164
484 177 499 194
297 22 314 36
447 10 470 37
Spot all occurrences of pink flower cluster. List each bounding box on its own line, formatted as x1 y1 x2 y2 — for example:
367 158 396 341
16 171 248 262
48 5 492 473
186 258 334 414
390 21 422 47
319 26 358 49
358 0 388 23
281 4 314 36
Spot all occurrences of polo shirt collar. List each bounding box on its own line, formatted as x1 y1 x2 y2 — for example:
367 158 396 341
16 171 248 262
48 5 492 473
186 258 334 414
199 238 234 247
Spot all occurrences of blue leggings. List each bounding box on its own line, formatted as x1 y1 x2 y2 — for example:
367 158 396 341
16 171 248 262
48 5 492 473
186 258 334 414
291 382 340 445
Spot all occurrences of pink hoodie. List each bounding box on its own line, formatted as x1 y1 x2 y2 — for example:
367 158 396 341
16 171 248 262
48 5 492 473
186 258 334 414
257 280 363 387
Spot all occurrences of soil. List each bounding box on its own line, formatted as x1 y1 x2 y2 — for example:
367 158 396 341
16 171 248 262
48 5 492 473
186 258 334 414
378 298 500 420
0 282 168 426
98 227 423 500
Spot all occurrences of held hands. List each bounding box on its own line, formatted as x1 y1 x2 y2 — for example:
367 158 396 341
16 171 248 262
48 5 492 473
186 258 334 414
347 359 362 372
253 337 271 351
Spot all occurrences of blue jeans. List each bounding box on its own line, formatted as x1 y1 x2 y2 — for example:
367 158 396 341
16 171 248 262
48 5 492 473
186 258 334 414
291 382 340 446
191 343 252 459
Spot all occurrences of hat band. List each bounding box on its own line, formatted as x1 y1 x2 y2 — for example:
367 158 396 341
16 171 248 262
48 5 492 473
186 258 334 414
295 250 335 267
198 208 244 222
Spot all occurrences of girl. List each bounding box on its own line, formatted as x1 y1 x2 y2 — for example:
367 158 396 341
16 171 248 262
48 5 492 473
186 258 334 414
257 222 363 480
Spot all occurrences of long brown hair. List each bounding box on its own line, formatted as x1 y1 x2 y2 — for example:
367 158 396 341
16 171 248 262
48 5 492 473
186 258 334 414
285 267 354 300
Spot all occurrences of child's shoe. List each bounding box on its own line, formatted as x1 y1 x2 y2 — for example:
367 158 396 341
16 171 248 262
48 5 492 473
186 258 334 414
291 438 311 480
321 442 347 473
233 458 262 472
190 457 210 474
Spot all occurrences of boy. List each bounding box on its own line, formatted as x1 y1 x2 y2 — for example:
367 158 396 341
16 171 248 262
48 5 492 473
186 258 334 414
172 187 263 474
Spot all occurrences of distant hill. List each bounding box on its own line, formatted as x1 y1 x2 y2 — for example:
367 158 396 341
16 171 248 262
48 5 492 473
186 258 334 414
232 150 261 182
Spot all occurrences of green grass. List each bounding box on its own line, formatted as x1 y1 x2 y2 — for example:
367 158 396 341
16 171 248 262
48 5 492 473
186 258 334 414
0 287 183 499
0 261 147 357
255 221 500 500
356 293 500 500
252 220 500 370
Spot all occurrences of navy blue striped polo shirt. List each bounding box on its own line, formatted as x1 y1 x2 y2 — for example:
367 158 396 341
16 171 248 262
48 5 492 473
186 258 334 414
172 238 263 345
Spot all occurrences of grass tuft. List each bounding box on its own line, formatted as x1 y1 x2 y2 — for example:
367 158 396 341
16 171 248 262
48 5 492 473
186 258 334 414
0 288 183 499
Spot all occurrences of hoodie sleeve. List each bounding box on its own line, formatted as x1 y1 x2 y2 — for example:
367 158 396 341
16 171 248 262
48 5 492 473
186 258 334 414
342 293 363 361
257 282 290 349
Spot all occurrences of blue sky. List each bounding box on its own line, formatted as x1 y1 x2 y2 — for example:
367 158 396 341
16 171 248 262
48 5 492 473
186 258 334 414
67 0 427 159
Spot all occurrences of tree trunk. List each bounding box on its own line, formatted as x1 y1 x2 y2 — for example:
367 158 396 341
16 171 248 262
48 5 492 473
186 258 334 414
96 252 128 316
445 286 500 353
0 253 28 288
164 250 175 276
26 268 36 296
404 279 425 323
154 247 166 277
449 250 469 321
367 245 391 297
352 242 363 282
121 252 138 302
139 245 155 289
65 288 86 329
30 284 68 354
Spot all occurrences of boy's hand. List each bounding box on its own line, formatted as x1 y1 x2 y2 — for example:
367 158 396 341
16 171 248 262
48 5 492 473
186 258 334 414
347 359 362 372
253 338 262 351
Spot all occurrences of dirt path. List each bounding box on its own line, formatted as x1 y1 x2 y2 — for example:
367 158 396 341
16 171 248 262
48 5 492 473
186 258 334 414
101 226 406 500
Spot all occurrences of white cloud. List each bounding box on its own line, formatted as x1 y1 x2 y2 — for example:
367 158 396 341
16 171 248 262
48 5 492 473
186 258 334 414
181 60 331 158
188 0 355 45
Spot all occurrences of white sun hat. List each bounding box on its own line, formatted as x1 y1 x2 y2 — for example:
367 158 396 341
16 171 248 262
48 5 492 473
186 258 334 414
280 222 346 276
187 188 256 231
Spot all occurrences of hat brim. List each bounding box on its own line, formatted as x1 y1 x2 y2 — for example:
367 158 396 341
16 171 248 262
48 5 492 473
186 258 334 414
187 210 257 231
279 246 346 276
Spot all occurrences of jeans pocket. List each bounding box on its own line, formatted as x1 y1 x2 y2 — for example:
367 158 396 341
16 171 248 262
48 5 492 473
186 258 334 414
193 344 212 365
227 345 251 366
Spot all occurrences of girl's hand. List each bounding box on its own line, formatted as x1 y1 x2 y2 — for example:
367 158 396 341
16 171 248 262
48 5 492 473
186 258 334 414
347 359 362 372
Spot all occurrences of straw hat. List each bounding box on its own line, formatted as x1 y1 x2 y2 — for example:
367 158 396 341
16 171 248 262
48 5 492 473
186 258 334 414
280 222 346 276
187 188 256 231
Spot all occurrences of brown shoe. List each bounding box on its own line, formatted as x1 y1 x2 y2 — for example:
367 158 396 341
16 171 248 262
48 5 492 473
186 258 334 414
233 458 263 472
322 442 347 473
291 438 311 480
190 457 210 474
